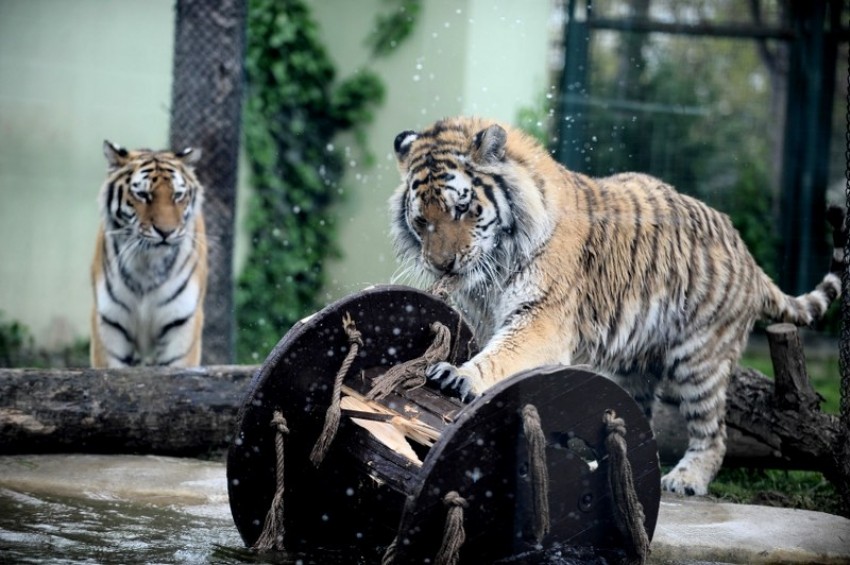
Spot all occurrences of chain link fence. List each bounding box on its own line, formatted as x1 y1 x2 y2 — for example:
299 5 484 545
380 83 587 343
169 0 247 365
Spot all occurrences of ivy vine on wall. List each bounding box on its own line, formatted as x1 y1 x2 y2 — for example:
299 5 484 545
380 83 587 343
236 0 420 362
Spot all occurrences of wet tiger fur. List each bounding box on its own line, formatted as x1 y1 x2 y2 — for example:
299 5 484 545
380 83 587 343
90 141 208 368
389 116 845 496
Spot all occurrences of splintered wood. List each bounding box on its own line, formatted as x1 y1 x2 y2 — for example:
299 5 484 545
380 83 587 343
341 385 440 466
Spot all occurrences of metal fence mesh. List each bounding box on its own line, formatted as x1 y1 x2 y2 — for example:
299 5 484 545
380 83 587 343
169 0 247 365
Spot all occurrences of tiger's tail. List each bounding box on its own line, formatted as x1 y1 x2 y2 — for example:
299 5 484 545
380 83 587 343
761 204 846 326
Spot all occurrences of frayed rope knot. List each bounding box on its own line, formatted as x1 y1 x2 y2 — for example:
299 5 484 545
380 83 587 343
271 411 289 434
342 311 364 347
435 491 468 565
603 409 650 565
366 321 452 400
522 404 550 545
381 491 468 565
252 410 289 551
310 313 362 466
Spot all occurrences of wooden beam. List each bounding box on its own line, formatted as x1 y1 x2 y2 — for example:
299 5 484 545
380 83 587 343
0 366 257 457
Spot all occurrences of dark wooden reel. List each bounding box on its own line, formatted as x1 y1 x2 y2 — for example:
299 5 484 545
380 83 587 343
227 285 660 562
392 364 661 563
227 285 477 555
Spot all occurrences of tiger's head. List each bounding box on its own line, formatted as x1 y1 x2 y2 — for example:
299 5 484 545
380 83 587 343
389 117 555 287
100 141 203 247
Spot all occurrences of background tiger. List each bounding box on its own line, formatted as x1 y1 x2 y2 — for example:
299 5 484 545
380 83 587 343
389 116 845 496
90 141 207 368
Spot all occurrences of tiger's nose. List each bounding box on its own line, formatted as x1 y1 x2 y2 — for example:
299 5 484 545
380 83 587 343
432 256 456 273
153 226 175 242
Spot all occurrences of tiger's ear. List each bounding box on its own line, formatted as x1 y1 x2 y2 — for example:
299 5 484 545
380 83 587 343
394 130 419 163
176 146 202 167
471 124 507 164
103 140 129 169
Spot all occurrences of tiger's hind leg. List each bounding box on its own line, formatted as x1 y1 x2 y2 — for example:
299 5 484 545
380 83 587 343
661 356 732 496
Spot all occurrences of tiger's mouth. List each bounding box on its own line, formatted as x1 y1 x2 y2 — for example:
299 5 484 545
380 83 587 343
139 231 184 247
424 251 479 278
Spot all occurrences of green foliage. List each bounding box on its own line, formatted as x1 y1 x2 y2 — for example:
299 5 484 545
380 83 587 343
365 0 421 58
712 161 778 280
0 311 34 367
516 88 556 147
0 312 89 368
236 0 415 362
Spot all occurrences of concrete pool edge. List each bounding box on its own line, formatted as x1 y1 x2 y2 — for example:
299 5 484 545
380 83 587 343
1 454 848 564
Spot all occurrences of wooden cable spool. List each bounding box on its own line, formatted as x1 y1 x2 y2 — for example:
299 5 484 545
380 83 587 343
227 285 661 563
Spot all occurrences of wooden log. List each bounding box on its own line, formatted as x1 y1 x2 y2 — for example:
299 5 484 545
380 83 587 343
0 366 257 456
0 361 839 476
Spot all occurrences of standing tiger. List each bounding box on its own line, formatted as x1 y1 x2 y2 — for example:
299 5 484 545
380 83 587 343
90 141 208 368
389 116 845 496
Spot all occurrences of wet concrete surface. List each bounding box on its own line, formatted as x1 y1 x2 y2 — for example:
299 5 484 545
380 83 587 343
0 454 848 564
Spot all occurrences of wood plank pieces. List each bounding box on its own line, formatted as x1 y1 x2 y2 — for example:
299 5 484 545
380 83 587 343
391 366 661 564
226 285 477 552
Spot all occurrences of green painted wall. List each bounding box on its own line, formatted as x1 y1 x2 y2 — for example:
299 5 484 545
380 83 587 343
0 0 175 349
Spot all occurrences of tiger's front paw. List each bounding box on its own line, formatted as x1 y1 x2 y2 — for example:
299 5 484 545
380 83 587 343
425 362 483 403
660 465 710 496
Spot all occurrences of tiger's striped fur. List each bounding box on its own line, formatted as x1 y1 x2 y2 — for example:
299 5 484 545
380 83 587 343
90 141 208 368
389 116 845 496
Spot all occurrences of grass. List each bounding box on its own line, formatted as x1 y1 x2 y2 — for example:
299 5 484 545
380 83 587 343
709 346 845 515
709 468 842 516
